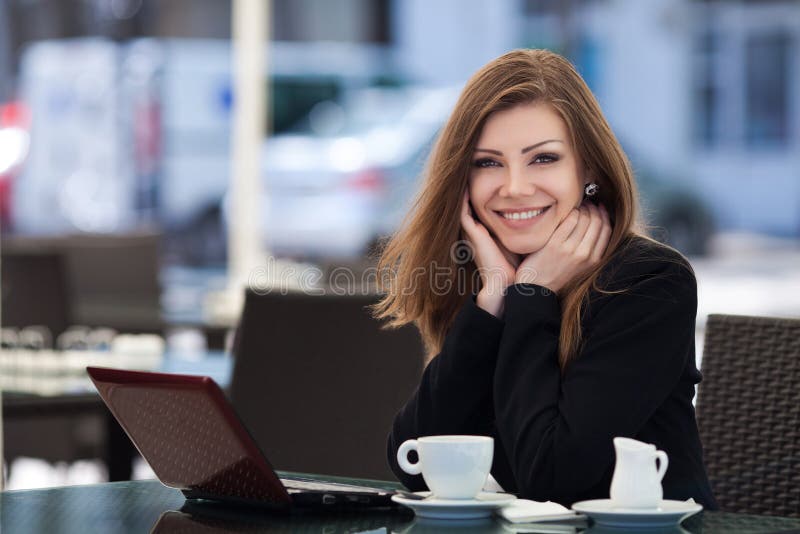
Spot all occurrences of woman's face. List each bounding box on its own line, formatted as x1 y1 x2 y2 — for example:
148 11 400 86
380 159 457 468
468 102 588 255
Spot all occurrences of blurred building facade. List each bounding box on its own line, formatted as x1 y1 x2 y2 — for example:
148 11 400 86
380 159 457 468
392 0 800 237
2 0 798 239
576 0 799 237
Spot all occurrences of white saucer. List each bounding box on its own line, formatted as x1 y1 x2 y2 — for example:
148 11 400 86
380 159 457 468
571 499 702 529
391 491 517 520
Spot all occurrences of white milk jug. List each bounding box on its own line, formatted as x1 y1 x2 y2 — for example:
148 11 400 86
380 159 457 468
609 437 669 508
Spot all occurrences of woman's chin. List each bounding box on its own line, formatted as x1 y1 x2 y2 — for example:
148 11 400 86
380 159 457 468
502 238 545 256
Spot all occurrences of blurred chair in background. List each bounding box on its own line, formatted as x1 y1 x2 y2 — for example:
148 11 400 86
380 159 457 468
1 250 71 340
696 313 800 518
1 232 162 339
59 232 162 334
230 289 424 481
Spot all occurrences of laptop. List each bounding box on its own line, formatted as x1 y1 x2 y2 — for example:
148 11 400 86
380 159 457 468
87 366 398 509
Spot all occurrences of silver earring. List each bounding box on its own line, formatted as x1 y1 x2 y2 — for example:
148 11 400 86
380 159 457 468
584 183 599 197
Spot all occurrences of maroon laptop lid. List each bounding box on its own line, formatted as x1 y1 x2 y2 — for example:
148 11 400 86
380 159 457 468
87 366 292 507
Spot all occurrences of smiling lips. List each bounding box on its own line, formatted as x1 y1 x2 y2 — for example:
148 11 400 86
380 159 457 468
494 205 551 226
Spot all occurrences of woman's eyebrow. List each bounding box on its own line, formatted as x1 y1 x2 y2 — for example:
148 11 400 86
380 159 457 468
474 139 564 156
521 139 563 154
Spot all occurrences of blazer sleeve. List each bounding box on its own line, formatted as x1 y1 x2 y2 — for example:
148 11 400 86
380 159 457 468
387 295 504 490
493 258 697 504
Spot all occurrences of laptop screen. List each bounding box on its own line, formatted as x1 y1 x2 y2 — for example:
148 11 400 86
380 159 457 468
88 367 291 506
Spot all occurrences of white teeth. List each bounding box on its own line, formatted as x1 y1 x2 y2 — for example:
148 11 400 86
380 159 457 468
502 207 546 220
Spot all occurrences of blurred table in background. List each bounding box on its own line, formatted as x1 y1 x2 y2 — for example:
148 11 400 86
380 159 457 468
160 264 234 350
1 350 231 482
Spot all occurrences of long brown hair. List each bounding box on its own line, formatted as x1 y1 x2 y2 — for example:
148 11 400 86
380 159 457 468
372 49 644 369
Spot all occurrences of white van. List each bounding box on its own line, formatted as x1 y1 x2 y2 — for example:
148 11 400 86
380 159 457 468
13 37 394 254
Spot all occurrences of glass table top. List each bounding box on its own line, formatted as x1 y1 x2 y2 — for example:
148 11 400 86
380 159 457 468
2 477 800 534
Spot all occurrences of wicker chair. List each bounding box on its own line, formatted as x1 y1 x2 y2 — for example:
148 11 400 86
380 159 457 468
696 314 800 518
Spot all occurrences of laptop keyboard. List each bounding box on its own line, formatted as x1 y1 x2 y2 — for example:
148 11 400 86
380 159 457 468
281 478 385 494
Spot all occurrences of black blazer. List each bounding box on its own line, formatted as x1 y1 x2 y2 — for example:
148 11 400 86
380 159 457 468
387 236 718 510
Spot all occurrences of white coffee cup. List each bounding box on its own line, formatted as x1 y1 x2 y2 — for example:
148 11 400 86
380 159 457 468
396 435 493 500
609 437 669 509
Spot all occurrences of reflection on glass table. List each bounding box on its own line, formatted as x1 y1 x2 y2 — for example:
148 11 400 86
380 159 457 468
2 478 800 534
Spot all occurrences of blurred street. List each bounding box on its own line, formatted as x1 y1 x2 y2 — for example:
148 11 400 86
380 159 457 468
692 233 800 368
695 233 800 323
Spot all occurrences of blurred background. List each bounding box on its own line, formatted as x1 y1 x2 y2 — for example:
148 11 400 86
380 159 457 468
0 0 798 489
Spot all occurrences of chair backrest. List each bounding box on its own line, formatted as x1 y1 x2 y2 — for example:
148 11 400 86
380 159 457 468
230 289 424 481
696 313 800 518
1 250 71 340
1 232 162 334
59 232 162 332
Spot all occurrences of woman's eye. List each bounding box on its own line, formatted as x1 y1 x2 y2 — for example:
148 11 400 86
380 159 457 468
473 158 499 168
532 153 559 164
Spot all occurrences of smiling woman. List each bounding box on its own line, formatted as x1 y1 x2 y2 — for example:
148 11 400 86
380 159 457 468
469 103 586 257
373 49 718 510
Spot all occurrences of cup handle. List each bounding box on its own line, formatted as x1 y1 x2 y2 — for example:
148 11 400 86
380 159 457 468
655 450 669 481
397 439 421 475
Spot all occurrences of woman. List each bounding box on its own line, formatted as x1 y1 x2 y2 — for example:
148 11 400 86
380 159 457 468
374 49 717 509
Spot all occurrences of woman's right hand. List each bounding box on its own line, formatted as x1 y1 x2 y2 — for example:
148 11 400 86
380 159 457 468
460 190 519 317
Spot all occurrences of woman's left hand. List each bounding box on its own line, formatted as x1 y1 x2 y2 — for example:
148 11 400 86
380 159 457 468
515 201 612 294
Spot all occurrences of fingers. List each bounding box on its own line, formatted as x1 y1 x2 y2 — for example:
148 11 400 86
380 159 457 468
574 203 602 260
459 190 519 287
461 189 491 240
575 202 612 264
459 189 492 251
591 204 612 263
552 203 591 249
550 207 581 244
559 202 611 269
567 204 592 245
460 190 477 235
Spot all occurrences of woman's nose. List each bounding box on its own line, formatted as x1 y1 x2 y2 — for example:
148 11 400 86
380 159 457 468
499 166 536 197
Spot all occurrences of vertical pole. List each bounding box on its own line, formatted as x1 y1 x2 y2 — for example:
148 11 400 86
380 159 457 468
204 0 270 324
229 0 269 292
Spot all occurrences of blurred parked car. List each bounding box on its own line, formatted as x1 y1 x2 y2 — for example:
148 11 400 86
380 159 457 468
630 152 715 257
219 87 714 263
215 86 712 262
0 100 30 228
220 85 460 261
135 38 401 265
